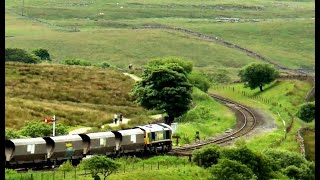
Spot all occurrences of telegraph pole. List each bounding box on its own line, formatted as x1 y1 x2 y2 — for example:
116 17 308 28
52 115 56 136
21 0 25 16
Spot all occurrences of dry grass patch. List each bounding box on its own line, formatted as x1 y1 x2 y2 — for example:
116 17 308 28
5 62 150 129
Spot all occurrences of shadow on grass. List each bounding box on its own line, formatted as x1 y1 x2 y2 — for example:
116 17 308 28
251 80 281 96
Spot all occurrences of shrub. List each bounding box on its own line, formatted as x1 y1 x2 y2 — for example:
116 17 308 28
192 144 220 168
263 149 308 171
80 155 120 179
296 101 315 122
61 59 92 66
32 48 51 60
98 61 111 68
282 164 314 180
19 120 69 138
221 146 272 180
5 48 41 64
147 57 193 74
209 158 257 180
58 160 74 172
5 128 22 139
263 148 315 179
188 72 211 92
204 71 231 84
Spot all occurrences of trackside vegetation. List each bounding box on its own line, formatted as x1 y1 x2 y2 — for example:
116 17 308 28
193 144 314 180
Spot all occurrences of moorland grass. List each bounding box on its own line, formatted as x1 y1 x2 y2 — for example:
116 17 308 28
209 79 313 152
5 62 151 129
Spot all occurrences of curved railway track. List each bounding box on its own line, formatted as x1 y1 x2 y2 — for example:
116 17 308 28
169 94 258 156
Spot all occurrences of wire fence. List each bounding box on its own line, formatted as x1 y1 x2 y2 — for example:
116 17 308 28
211 85 282 107
6 160 196 180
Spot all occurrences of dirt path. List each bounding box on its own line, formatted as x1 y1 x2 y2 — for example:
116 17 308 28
123 73 141 81
69 127 92 135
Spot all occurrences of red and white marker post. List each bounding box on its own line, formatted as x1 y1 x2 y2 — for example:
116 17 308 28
43 115 56 136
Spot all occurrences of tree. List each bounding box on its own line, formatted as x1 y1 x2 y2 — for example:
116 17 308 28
188 71 211 92
147 57 193 74
192 144 220 168
5 48 41 64
296 102 315 122
131 63 193 125
209 158 257 180
19 120 68 138
32 48 51 60
80 155 120 180
238 63 279 92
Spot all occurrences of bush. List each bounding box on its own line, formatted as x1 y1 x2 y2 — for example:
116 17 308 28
263 149 308 171
80 155 120 179
32 48 51 60
221 146 272 180
204 71 231 84
296 101 315 122
98 61 111 68
188 72 211 92
5 128 22 139
147 57 193 74
58 160 74 172
263 148 315 179
209 158 257 180
5 48 41 64
193 144 220 168
19 120 69 138
61 59 92 66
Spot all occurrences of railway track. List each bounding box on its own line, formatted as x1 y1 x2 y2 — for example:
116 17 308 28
169 94 257 156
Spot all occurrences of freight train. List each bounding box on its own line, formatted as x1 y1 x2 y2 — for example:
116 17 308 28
5 123 172 169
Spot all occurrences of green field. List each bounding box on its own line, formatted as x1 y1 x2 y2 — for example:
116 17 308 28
5 0 314 178
209 79 314 152
5 0 315 75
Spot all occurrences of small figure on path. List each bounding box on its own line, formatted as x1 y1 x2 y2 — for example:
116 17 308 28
114 114 118 124
195 131 200 143
119 113 123 124
129 64 133 69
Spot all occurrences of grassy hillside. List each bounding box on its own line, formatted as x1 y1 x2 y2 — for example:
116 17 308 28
5 0 315 76
5 62 151 129
5 0 314 20
5 12 259 78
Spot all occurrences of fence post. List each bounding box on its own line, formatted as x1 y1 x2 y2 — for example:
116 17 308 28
31 173 33 180
74 167 76 180
41 173 43 180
